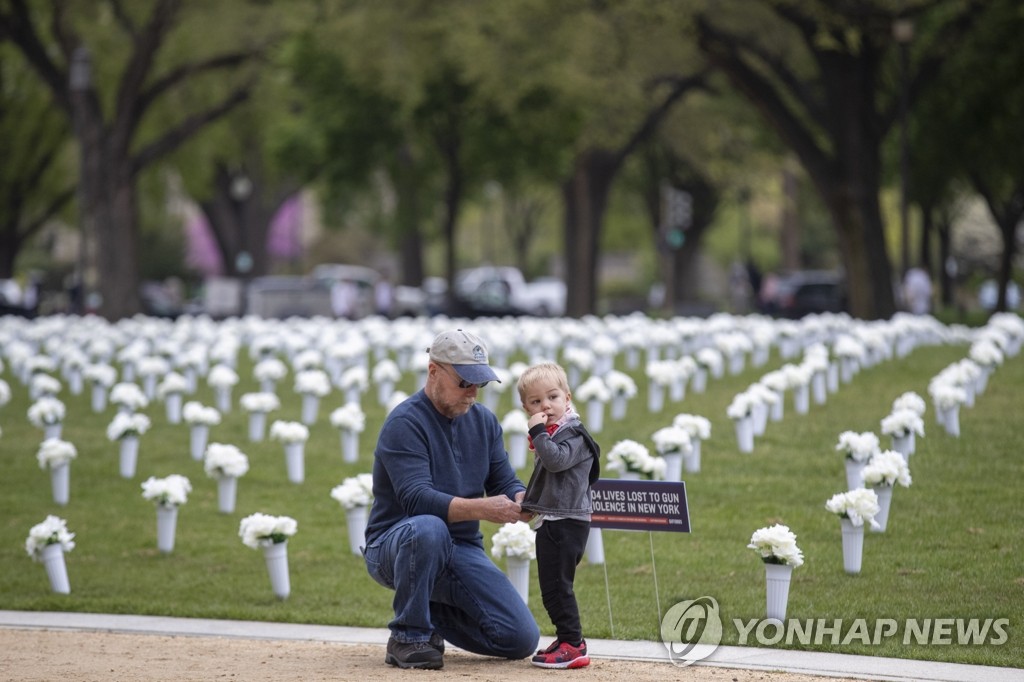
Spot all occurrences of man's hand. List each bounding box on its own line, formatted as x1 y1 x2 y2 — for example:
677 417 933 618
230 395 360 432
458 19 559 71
448 495 523 524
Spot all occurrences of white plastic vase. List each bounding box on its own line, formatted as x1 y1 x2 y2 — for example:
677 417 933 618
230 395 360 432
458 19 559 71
215 387 232 414
891 433 914 459
669 377 686 402
507 433 527 470
765 563 793 621
119 436 140 478
217 476 238 514
663 453 684 482
844 459 866 490
942 405 961 437
377 381 394 406
284 442 305 484
263 541 291 599
871 485 893 533
587 400 604 434
346 505 368 556
68 369 83 395
752 402 768 436
770 398 784 422
691 368 707 393
165 393 183 424
345 387 361 405
190 424 209 460
50 462 71 506
610 395 627 421
341 430 359 464
728 352 745 375
619 470 642 481
156 505 178 553
301 394 319 425
811 371 827 405
647 382 665 413
143 374 157 401
585 527 605 564
683 440 702 474
840 518 864 574
91 384 107 412
506 556 531 604
41 543 70 594
248 412 266 442
482 388 499 412
793 384 810 415
827 363 839 393
734 416 754 453
45 423 63 440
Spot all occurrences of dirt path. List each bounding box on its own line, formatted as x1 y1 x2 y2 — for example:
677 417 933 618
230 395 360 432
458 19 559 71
1 628 869 682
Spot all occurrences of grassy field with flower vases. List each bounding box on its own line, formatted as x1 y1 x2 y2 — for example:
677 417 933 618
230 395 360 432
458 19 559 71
0 312 1021 669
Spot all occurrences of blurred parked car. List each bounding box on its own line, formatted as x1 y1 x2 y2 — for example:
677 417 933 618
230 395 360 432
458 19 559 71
451 266 566 317
761 270 847 319
978 279 1020 310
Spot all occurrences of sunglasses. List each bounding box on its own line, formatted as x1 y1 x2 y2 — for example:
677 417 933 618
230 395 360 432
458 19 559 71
439 363 489 390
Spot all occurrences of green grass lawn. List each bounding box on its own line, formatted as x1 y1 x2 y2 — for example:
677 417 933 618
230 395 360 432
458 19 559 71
0 320 1021 669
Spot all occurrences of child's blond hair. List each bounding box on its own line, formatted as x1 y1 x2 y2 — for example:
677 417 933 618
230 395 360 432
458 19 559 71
517 362 571 405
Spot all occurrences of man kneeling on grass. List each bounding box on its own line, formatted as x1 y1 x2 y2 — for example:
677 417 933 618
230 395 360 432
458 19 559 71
362 330 539 670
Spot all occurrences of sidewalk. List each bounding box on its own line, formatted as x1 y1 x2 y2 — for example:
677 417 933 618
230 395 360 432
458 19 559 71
1 610 1018 682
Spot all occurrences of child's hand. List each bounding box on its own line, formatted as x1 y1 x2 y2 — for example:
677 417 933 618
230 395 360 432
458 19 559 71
528 412 548 429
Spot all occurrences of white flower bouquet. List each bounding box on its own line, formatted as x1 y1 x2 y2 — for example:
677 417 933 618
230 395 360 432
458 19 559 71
254 357 288 383
968 339 1003 369
563 346 594 371
695 347 724 374
36 438 77 469
645 360 676 387
834 431 880 463
500 409 529 434
0 378 10 407
825 488 880 528
574 375 611 403
240 391 280 415
672 413 712 440
30 374 62 398
141 474 192 507
239 512 297 548
372 359 402 384
330 473 374 510
651 425 693 456
330 403 366 432
83 363 117 388
747 524 804 567
27 396 66 427
137 356 169 378
605 370 638 398
725 391 757 420
607 439 666 479
269 420 309 444
182 401 222 426
338 366 369 392
156 372 189 399
207 364 240 388
928 381 968 410
860 450 912 488
292 348 324 371
109 382 149 411
490 521 536 560
880 409 924 438
106 412 151 441
295 369 331 397
25 515 75 560
892 391 926 416
203 443 250 479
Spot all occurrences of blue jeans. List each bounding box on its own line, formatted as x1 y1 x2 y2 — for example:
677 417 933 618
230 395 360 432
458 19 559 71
364 515 539 659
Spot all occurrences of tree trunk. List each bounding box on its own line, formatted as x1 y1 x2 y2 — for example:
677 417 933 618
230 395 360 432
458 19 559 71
394 143 424 288
562 149 618 317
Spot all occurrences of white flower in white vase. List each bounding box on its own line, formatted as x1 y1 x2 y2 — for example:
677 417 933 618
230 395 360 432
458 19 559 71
106 412 152 441
253 357 288 384
203 443 250 479
563 347 594 373
371 359 402 384
0 378 10 407
269 420 309 444
490 521 536 560
892 391 926 417
330 473 374 510
606 439 666 479
182 401 222 426
157 372 189 399
337 366 369 393
645 360 676 387
500 409 529 434
330 403 366 432
574 375 610 403
292 348 324 372
109 382 148 412
651 425 693 457
29 374 62 398
240 392 280 415
141 474 192 508
36 438 78 469
83 363 117 388
834 430 880 463
25 515 75 560
295 368 331 397
27 396 66 427
825 488 880 528
861 450 912 488
968 339 1003 369
928 381 968 410
239 512 297 548
747 524 804 567
725 391 757 420
385 390 408 414
137 355 170 380
781 362 813 388
672 413 712 440
880 409 924 439
605 370 638 399
207 364 240 390
695 347 724 376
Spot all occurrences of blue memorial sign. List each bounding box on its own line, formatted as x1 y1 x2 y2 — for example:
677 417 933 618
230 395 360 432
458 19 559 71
590 479 690 532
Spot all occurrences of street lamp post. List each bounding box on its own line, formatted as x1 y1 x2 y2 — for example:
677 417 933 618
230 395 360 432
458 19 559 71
893 18 915 279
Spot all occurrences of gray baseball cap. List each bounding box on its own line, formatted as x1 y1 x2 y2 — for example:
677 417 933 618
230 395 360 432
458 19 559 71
427 329 501 384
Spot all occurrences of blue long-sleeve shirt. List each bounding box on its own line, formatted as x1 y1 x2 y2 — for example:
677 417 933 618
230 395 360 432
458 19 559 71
365 390 526 548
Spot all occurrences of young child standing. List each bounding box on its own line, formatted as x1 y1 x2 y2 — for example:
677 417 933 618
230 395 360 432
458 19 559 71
518 362 601 669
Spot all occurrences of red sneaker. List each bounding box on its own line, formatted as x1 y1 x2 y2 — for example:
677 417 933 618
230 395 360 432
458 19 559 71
531 639 590 669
